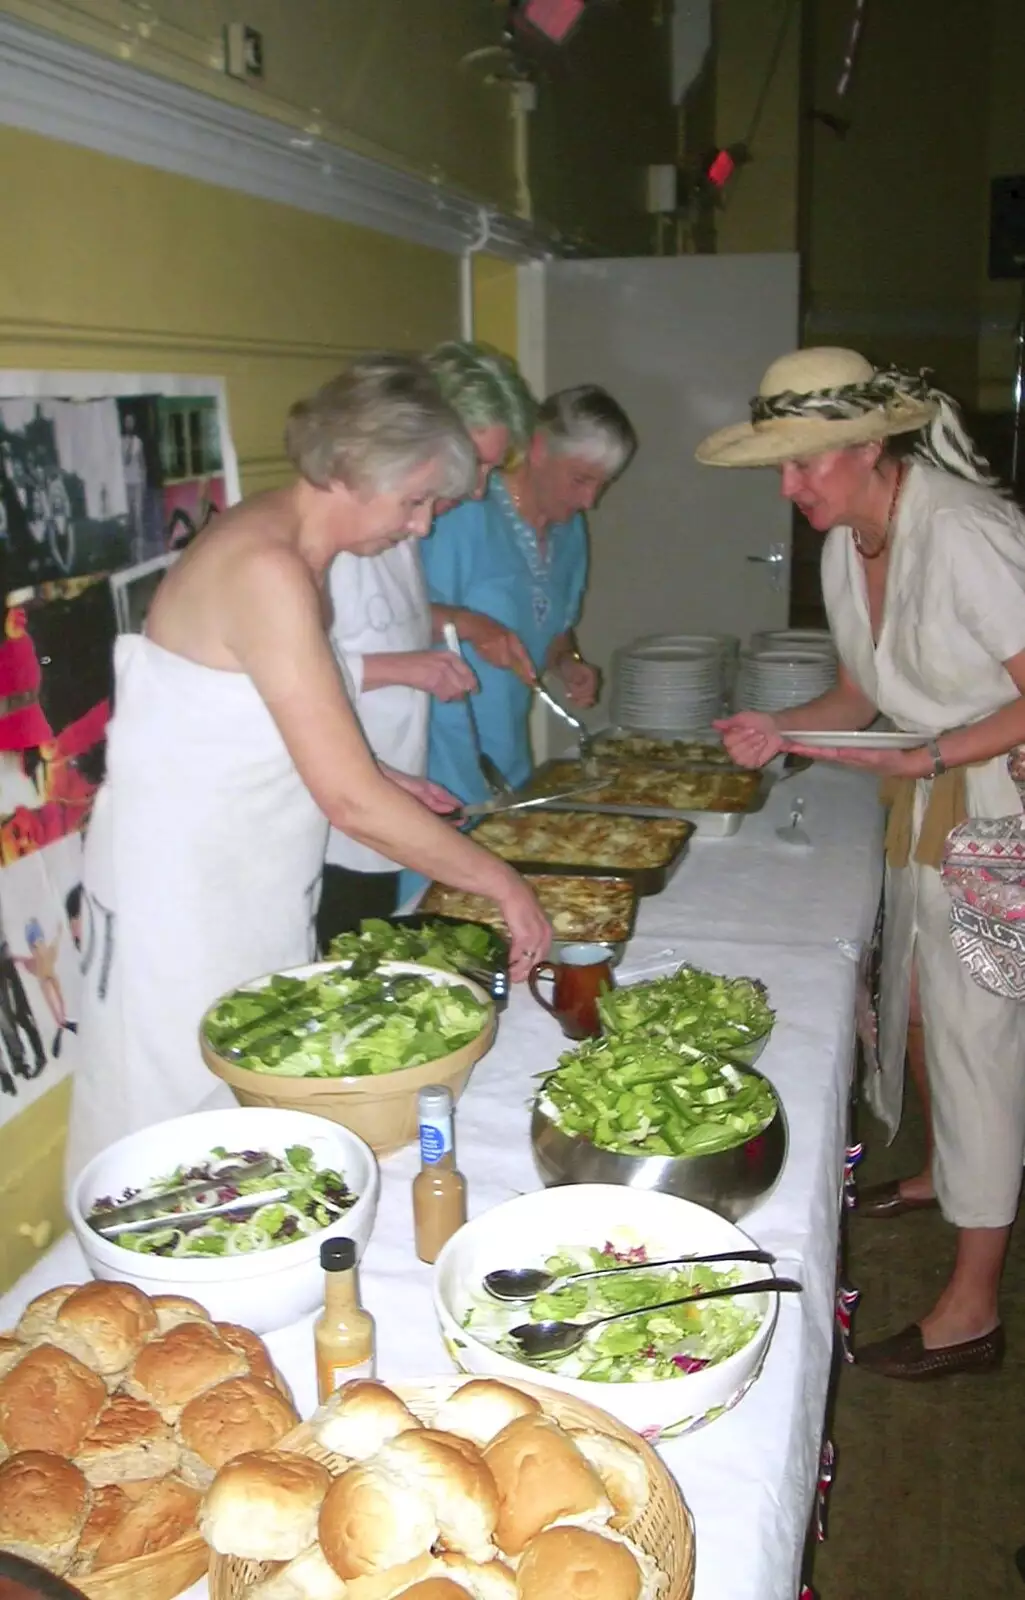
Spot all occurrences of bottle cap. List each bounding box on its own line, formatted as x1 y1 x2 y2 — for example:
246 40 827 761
418 1085 454 1120
321 1237 356 1272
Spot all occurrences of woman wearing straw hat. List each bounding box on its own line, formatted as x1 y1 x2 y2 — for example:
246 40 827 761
700 346 1025 1381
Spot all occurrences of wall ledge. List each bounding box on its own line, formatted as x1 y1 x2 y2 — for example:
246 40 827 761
0 13 553 262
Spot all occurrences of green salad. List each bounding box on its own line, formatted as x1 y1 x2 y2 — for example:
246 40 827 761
89 1144 357 1258
539 1035 778 1157
597 964 774 1059
464 1238 761 1382
326 917 502 977
204 968 488 1077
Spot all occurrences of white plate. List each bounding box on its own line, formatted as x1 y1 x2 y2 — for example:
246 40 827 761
776 729 929 749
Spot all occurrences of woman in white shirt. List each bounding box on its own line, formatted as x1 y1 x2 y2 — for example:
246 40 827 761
700 346 1025 1382
319 342 537 943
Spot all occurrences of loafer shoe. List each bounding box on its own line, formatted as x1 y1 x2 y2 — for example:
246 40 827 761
856 1322 1005 1381
855 1178 939 1219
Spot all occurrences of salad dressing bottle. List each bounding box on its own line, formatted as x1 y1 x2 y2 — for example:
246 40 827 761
314 1237 376 1400
413 1085 467 1264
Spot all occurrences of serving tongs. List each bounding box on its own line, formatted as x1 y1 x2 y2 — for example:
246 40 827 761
87 1155 285 1237
219 973 413 1062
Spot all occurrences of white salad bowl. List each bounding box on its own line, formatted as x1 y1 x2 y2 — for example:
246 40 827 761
433 1183 778 1441
71 1106 380 1333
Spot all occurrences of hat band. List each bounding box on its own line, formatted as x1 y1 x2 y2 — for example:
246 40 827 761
749 364 1000 489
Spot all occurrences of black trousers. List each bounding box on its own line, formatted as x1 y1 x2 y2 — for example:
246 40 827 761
316 865 400 953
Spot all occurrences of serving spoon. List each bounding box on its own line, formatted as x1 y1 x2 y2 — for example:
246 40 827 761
508 1276 803 1362
483 1248 776 1303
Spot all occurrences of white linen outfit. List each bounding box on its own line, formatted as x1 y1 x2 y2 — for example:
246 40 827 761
326 542 432 873
66 636 328 1186
821 463 1025 1228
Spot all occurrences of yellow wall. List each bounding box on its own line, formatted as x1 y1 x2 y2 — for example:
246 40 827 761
472 257 520 360
1 0 675 253
803 0 992 402
712 0 804 254
0 1080 71 1292
979 0 1025 413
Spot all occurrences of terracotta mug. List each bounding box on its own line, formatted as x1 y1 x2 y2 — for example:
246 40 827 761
528 942 615 1039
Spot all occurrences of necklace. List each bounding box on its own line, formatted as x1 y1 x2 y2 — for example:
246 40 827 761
852 463 905 560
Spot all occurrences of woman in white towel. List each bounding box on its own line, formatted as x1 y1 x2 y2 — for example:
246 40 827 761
66 356 551 1184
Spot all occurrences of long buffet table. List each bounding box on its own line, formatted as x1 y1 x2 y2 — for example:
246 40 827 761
0 763 884 1600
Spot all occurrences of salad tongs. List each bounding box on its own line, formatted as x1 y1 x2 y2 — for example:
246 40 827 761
87 1155 282 1236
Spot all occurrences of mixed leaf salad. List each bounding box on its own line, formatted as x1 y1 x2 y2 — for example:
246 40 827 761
539 1035 778 1158
89 1144 357 1258
204 967 488 1077
326 916 504 979
465 1237 761 1382
597 964 774 1060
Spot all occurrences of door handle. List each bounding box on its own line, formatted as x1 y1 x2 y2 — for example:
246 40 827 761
746 541 787 591
746 551 784 564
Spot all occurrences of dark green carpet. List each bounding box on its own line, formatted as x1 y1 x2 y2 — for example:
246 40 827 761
811 1088 1025 1599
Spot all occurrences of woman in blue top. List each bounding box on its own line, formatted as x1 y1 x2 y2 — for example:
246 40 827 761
422 385 637 804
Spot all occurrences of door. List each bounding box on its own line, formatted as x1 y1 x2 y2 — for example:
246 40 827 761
540 253 800 716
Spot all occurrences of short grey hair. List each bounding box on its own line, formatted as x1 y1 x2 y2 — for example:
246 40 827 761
285 354 477 498
537 385 637 478
427 341 537 452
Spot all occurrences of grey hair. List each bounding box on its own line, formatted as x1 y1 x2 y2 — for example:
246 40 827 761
285 353 477 498
427 340 537 452
537 385 638 478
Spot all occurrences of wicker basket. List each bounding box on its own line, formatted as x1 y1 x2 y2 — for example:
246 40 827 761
209 1375 695 1600
77 1531 209 1600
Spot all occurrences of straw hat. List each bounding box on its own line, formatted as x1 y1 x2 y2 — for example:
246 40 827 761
695 347 939 468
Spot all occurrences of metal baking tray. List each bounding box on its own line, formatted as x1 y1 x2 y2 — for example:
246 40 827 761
421 872 639 949
466 810 694 896
588 725 739 772
522 759 772 836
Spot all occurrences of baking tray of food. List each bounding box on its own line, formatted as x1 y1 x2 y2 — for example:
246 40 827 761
520 758 771 836
466 808 694 896
420 870 639 948
588 726 740 770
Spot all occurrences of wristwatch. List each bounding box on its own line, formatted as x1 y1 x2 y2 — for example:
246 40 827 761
926 737 947 777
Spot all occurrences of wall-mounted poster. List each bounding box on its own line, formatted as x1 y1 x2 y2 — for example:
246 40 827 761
0 372 241 874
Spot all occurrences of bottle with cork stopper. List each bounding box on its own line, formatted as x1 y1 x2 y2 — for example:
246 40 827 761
412 1083 468 1263
313 1236 376 1401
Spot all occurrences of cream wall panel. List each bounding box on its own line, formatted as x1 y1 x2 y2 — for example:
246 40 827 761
1 124 461 488
0 1079 71 1293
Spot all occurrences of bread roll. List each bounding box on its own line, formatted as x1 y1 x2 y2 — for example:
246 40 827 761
71 1483 131 1576
515 1527 642 1600
124 1321 250 1420
215 1321 290 1397
566 1432 649 1527
378 1430 498 1563
90 1474 201 1568
0 1450 91 1576
0 1344 107 1457
433 1382 541 1449
49 1281 158 1381
313 1381 423 1461
341 1554 438 1600
0 1335 25 1381
435 1551 518 1599
200 1449 330 1560
74 1393 181 1486
391 1584 468 1600
178 1377 299 1487
151 1295 212 1334
14 1285 76 1345
483 1417 611 1557
318 1461 438 1579
249 1541 349 1600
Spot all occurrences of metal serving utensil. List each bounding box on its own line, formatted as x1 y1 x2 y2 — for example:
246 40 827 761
483 1247 776 1303
442 623 515 798
508 1276 803 1362
535 676 601 777
220 974 411 1062
87 1155 280 1233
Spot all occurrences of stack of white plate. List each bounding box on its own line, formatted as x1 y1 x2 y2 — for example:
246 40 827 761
734 646 838 714
750 628 836 659
610 636 730 731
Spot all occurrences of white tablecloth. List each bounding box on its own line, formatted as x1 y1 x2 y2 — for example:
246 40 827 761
0 764 884 1600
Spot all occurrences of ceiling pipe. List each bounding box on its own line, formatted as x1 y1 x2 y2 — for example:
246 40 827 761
459 207 494 340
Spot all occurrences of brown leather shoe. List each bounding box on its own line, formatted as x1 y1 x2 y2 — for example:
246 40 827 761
856 1322 1005 1380
855 1178 939 1219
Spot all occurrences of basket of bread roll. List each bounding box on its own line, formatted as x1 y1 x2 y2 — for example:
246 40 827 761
203 1375 695 1600
0 1281 302 1600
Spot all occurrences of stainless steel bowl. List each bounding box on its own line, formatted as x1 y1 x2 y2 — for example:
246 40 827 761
530 1069 787 1222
